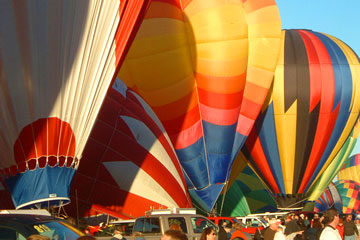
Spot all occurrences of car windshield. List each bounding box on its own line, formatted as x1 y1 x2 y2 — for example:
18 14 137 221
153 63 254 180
24 221 82 240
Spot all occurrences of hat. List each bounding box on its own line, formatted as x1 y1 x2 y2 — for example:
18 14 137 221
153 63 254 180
269 218 280 225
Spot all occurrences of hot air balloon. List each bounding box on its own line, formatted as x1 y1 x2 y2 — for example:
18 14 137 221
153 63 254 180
215 165 277 217
0 0 149 209
65 78 192 219
338 121 360 183
314 182 342 213
242 29 360 209
0 182 14 209
118 0 282 212
335 180 360 214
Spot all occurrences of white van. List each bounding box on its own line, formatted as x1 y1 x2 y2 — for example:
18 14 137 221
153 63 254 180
132 208 218 240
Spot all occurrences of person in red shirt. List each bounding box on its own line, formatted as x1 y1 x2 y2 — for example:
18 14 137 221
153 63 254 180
230 223 247 240
337 218 344 240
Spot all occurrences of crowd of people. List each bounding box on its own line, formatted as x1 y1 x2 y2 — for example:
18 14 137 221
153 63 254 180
250 209 360 240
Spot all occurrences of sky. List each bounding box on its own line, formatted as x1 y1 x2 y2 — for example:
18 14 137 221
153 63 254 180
276 0 360 57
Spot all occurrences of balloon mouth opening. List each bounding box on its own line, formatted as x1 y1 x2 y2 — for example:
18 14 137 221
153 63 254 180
273 193 308 209
16 197 71 210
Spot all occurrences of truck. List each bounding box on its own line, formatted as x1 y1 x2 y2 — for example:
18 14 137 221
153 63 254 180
132 208 218 240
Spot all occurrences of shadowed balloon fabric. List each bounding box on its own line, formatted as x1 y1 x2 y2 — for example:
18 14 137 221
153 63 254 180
0 0 149 209
65 78 192 219
118 0 282 212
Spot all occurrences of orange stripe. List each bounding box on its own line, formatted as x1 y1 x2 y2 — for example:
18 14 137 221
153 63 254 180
170 120 203 149
152 89 198 121
196 72 246 94
198 87 243 109
162 106 200 134
243 82 269 105
242 0 276 13
145 1 183 21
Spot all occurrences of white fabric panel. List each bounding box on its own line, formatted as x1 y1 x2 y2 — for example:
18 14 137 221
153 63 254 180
120 116 187 194
103 161 179 208
0 0 120 168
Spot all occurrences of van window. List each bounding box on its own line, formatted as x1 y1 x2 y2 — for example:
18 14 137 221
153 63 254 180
191 217 217 233
133 217 161 234
168 217 187 233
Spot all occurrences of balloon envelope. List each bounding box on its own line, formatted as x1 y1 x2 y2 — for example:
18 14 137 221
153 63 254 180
0 0 148 209
66 78 192 219
118 0 281 211
243 29 360 208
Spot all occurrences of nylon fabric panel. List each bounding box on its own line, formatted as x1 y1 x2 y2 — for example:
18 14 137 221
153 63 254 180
119 0 281 211
307 33 355 190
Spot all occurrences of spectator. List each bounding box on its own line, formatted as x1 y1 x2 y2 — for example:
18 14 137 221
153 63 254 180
230 223 246 240
200 227 217 240
254 222 264 240
161 229 188 240
319 208 341 240
218 220 228 240
343 214 359 240
337 218 344 240
263 218 279 240
111 226 127 240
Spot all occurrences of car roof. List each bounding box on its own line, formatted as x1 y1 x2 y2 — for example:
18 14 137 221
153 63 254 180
0 213 60 224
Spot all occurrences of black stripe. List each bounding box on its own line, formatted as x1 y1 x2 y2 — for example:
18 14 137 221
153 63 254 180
284 30 319 194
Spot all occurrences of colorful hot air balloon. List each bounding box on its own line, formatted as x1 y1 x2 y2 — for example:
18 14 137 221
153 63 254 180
335 179 360 214
314 182 342 213
339 155 360 183
66 78 192 219
0 0 149 209
118 0 282 212
242 29 360 208
216 165 277 217
305 118 360 207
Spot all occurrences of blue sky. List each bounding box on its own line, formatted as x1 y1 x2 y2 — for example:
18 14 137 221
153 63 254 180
276 0 360 57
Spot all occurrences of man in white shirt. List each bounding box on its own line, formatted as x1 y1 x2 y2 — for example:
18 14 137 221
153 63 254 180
320 209 342 240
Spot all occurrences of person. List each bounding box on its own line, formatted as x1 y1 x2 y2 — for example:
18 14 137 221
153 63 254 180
170 223 183 232
27 235 50 240
343 214 359 240
284 214 302 236
111 226 126 240
310 213 320 228
200 227 217 240
274 224 286 240
305 218 323 240
263 218 279 240
254 222 264 240
161 229 188 240
319 208 342 240
224 222 234 240
337 218 344 240
218 220 228 240
230 223 246 240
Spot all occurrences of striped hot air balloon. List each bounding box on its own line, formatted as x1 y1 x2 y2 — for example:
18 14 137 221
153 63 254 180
0 0 149 209
242 29 360 208
118 0 282 212
66 79 192 219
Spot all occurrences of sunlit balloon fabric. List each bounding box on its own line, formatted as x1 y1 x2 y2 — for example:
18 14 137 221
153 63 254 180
119 0 281 211
338 155 360 183
335 180 360 214
243 29 360 208
66 78 192 219
0 0 149 209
